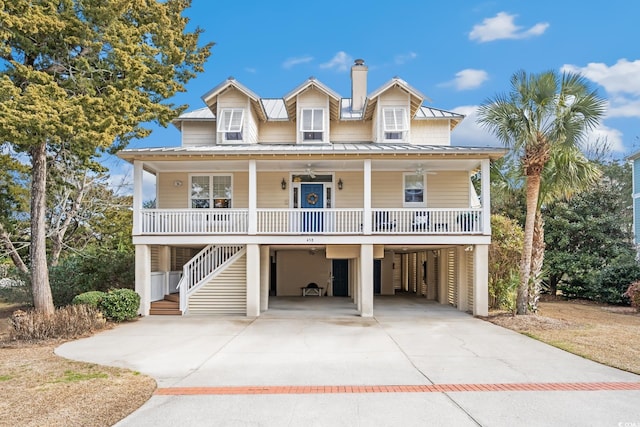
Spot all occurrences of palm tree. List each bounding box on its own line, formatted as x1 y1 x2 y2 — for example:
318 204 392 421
478 70 606 315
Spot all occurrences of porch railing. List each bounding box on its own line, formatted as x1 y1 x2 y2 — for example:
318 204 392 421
138 208 484 235
141 209 248 234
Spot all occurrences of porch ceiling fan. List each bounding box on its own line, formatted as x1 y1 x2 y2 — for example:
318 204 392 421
305 163 316 178
415 164 436 176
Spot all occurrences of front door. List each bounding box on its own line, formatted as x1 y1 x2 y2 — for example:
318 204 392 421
301 183 324 232
374 259 381 295
332 259 349 296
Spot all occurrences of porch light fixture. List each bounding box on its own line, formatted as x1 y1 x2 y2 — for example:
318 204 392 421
338 178 343 190
173 180 183 187
281 178 287 190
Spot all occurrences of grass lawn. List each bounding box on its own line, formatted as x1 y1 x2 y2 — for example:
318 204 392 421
486 299 640 375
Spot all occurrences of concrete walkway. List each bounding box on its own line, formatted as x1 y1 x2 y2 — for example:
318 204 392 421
56 296 640 426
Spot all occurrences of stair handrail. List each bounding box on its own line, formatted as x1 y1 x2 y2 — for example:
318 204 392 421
176 244 244 312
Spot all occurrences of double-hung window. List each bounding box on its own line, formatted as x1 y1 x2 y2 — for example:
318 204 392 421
300 108 324 142
217 108 244 142
382 107 408 141
190 175 232 209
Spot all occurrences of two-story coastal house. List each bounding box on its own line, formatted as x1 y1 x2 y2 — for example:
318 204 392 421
118 59 506 318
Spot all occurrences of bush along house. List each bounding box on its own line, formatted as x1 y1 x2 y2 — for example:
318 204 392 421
118 59 506 317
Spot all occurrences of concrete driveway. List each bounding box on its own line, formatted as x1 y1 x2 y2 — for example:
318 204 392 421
57 296 640 426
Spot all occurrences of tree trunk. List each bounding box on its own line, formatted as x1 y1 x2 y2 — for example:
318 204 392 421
0 222 29 274
517 173 542 315
529 210 545 313
30 142 54 314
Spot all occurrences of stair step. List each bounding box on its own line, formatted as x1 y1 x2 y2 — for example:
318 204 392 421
149 308 182 315
151 300 179 309
164 293 180 303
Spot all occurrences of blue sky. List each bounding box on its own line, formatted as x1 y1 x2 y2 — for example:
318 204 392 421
108 0 640 187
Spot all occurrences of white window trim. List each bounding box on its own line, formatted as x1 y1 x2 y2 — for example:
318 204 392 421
217 108 245 143
299 108 326 143
402 172 426 207
382 107 408 142
189 174 233 209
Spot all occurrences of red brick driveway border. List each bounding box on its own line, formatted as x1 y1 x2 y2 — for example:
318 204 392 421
156 382 640 396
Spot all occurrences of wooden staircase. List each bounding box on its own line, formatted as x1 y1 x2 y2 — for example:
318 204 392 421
149 293 182 315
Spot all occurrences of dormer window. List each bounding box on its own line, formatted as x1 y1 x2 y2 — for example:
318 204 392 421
217 108 244 142
300 108 324 142
383 107 408 141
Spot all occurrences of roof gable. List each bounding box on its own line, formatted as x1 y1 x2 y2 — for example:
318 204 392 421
200 77 268 122
364 77 429 121
283 78 342 121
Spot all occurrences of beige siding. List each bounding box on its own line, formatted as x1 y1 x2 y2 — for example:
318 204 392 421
233 172 249 208
381 253 395 295
259 121 296 143
330 121 373 142
171 247 199 271
188 253 246 315
150 246 160 271
181 121 215 147
157 172 189 208
427 171 470 208
410 120 451 146
371 172 403 208
246 107 258 145
257 172 290 208
276 250 331 296
334 172 363 208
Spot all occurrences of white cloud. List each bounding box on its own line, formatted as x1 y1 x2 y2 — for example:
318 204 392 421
282 55 314 69
562 59 640 96
441 69 489 91
449 105 500 147
244 67 257 74
469 12 549 43
395 52 418 65
320 51 353 72
587 125 625 153
562 59 640 119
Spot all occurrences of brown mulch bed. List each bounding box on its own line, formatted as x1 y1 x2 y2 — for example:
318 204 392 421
485 300 640 375
0 305 156 427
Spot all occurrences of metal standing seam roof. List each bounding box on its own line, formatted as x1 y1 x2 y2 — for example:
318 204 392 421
172 101 464 124
118 143 506 159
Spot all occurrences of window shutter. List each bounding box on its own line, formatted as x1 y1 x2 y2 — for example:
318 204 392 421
383 108 407 131
217 109 244 132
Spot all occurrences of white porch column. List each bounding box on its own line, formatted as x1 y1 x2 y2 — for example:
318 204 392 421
132 160 144 235
473 244 489 316
248 159 257 235
437 250 448 305
481 159 491 235
457 246 469 312
246 244 260 317
362 159 372 235
260 245 270 312
359 244 374 317
135 244 151 316
158 245 171 295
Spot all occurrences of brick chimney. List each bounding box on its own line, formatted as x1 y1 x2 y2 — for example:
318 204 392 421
350 59 368 112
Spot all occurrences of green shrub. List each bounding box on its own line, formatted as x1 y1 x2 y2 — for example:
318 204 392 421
99 289 140 322
488 214 523 311
72 291 106 308
50 249 135 306
9 305 106 341
624 281 640 312
489 270 519 312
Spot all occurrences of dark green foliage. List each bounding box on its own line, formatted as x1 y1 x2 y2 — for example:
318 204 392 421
71 291 106 308
544 161 640 304
99 289 140 322
9 305 106 341
489 214 524 310
49 249 134 306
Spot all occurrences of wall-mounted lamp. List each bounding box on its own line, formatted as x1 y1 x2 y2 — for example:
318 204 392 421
281 178 287 190
337 178 343 190
173 180 183 187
